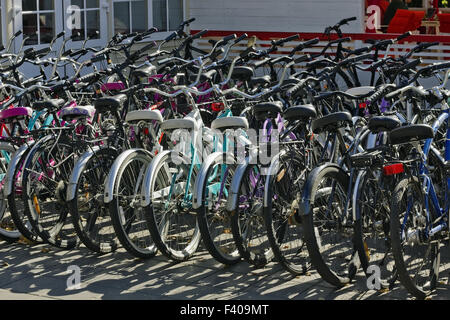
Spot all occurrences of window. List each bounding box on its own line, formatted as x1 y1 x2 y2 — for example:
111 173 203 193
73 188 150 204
113 0 184 35
69 0 101 41
153 0 183 32
114 0 148 34
22 0 55 45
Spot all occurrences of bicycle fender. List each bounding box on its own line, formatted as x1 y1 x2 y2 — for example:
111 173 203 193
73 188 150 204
351 170 365 221
297 162 348 216
263 151 285 208
104 148 154 204
225 156 253 213
141 150 172 208
66 146 101 202
4 141 35 196
192 151 235 210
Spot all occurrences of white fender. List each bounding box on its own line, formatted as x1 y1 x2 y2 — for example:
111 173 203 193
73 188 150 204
103 148 154 204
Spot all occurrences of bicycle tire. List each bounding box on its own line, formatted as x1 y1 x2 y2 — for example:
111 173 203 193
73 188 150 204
301 164 355 287
390 177 439 299
144 151 201 261
109 150 157 259
196 155 240 265
69 147 119 254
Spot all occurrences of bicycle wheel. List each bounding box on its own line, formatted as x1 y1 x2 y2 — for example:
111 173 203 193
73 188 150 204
0 142 20 242
264 152 310 275
301 164 356 287
69 148 119 254
109 150 157 259
353 170 397 289
22 136 78 249
197 157 240 265
390 177 439 299
231 164 273 267
144 152 201 261
8 147 42 243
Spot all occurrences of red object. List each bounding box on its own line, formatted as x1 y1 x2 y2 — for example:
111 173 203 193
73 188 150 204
387 9 417 34
211 102 224 112
359 102 367 109
438 13 450 33
411 11 425 31
383 163 405 176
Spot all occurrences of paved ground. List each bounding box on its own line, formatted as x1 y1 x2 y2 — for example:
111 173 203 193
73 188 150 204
0 240 449 300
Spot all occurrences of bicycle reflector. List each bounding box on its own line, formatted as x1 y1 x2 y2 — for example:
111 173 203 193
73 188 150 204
383 163 404 176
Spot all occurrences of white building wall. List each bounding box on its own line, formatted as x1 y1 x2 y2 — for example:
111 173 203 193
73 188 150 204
189 0 365 33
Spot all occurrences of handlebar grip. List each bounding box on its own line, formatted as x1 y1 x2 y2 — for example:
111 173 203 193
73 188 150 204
294 54 311 64
419 41 439 51
192 29 208 40
306 58 335 69
330 37 352 46
284 34 300 43
397 31 412 42
56 31 65 39
70 49 86 57
135 42 156 57
62 49 73 57
165 32 178 42
351 46 372 56
375 39 394 48
274 34 299 46
340 53 373 66
399 58 422 72
253 57 271 68
304 38 320 47
291 38 319 53
78 72 100 84
234 33 248 44
157 58 172 66
14 30 22 37
338 17 357 26
90 54 107 63
145 27 158 35
23 48 34 58
34 47 51 57
223 34 237 43
286 81 306 99
186 18 196 24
